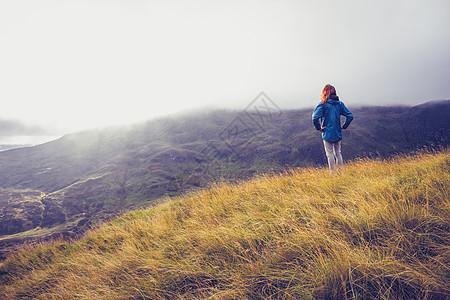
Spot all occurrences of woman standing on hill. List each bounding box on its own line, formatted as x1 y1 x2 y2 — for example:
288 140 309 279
312 84 353 173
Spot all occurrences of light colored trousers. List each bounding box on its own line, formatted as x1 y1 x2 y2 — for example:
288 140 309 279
323 140 343 172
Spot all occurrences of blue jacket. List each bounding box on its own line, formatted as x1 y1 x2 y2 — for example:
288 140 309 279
312 94 353 142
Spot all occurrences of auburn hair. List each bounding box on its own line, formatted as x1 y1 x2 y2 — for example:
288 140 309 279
321 84 336 104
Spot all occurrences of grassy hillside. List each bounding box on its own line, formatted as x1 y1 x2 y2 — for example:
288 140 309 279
0 101 449 251
0 149 448 299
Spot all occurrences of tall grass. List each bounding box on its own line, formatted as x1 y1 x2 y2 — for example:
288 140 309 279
0 150 449 299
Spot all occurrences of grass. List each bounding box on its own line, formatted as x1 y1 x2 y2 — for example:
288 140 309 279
0 149 449 299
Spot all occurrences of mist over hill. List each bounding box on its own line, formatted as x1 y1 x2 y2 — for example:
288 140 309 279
0 100 448 258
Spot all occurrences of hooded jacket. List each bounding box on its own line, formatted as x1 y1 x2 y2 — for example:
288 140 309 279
312 94 353 142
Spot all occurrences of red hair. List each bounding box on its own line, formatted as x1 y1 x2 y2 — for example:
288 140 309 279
321 84 336 104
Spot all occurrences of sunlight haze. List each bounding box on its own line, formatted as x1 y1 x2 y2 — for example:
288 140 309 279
1 0 449 137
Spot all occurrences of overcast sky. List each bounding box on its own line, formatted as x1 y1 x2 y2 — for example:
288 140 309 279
1 0 449 139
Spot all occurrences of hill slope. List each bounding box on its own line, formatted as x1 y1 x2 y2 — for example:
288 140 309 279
0 150 448 299
0 100 449 257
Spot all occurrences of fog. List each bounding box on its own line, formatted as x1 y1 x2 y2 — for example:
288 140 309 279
1 0 449 139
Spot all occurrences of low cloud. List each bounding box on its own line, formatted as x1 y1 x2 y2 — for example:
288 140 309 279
0 119 62 149
0 119 52 136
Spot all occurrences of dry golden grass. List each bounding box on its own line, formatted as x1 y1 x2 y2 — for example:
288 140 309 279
0 149 449 299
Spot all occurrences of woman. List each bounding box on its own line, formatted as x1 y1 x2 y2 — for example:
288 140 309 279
312 84 353 172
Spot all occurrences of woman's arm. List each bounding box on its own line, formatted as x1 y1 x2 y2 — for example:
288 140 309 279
312 103 324 130
340 103 353 129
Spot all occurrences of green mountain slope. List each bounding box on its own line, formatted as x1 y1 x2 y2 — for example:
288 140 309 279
0 150 448 299
0 101 449 257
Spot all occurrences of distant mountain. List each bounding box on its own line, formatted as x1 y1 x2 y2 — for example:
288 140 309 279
0 119 58 151
0 100 449 259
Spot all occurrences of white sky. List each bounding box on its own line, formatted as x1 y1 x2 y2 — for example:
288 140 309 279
1 0 450 134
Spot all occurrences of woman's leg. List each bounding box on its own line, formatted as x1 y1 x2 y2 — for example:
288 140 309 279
333 140 343 170
323 140 336 172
